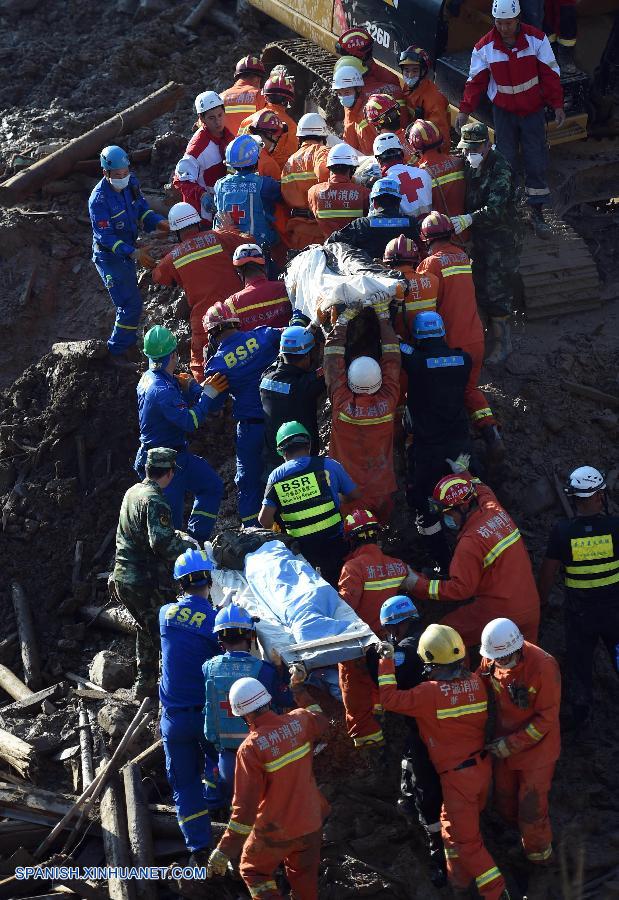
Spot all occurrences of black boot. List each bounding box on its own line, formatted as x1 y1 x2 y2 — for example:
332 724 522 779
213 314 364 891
557 43 577 75
530 205 552 240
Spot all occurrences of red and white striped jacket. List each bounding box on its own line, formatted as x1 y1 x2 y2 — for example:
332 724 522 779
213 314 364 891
460 24 563 117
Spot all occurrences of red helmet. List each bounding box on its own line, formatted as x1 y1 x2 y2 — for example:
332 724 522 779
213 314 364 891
431 474 477 511
336 27 374 61
203 301 240 334
364 93 401 128
399 46 431 80
383 235 420 266
246 109 287 140
343 508 380 539
263 75 295 103
235 55 266 78
407 118 442 152
420 211 455 242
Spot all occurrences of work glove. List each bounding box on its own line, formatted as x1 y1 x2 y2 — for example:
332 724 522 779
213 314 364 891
377 641 395 660
372 295 392 320
203 373 229 398
175 372 195 393
554 107 566 128
206 848 230 878
404 567 419 591
486 738 512 759
156 220 170 233
132 247 156 269
455 112 469 134
289 662 307 687
450 214 472 235
507 683 530 709
446 452 471 474
335 303 361 327
289 309 311 328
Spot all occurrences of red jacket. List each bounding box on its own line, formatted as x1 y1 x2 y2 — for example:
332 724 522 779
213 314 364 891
461 24 563 117
173 126 235 214
478 642 561 770
226 274 291 331
417 241 483 352
394 271 439 341
239 102 298 173
221 78 265 136
307 173 370 239
418 149 465 218
338 543 409 633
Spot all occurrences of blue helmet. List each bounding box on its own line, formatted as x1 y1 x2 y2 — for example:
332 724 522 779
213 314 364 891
370 177 402 201
380 595 420 627
413 311 445 339
173 548 214 585
100 145 130 171
280 326 315 355
225 135 261 170
213 603 256 634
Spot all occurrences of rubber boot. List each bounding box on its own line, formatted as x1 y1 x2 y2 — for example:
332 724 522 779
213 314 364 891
481 424 506 465
557 43 577 75
426 829 447 888
486 317 513 365
530 205 552 240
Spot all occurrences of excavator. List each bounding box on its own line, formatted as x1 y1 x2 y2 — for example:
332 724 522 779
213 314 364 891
245 0 619 318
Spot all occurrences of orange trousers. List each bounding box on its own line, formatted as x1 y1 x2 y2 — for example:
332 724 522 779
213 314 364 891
462 340 496 430
189 329 209 382
285 217 323 251
441 599 539 649
494 761 556 863
441 758 506 899
240 828 322 900
338 658 384 747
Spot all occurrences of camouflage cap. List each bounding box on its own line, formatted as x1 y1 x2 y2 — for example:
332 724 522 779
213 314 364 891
146 447 177 469
458 122 490 149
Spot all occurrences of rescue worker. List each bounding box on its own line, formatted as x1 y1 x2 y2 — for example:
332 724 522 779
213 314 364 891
455 0 565 237
364 93 410 153
326 177 420 260
211 135 281 253
260 327 325 477
370 596 446 886
112 447 196 699
220 55 266 136
173 91 234 216
258 421 359 586
206 672 329 898
545 0 578 74
335 26 401 93
239 75 297 173
538 465 619 727
377 625 508 899
418 211 503 453
203 604 293 803
333 64 371 154
406 471 541 647
280 113 330 250
323 298 400 524
479 618 561 865
399 47 451 153
455 123 522 365
160 549 222 861
89 145 167 366
136 326 228 540
409 120 466 219
381 236 438 338
245 109 288 178
152 202 246 380
203 303 280 527
373 133 433 220
225 243 291 331
400 312 472 570
307 143 370 240
338 509 409 756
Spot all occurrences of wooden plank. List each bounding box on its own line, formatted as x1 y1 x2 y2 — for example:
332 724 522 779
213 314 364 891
563 380 619 409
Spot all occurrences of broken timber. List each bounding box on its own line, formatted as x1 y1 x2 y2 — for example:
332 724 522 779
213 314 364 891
11 581 42 691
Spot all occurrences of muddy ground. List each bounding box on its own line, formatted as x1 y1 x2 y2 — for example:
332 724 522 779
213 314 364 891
0 0 618 897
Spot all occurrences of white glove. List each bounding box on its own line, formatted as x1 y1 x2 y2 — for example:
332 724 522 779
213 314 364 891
487 738 512 759
405 568 419 591
446 453 471 474
378 641 395 659
450 214 472 235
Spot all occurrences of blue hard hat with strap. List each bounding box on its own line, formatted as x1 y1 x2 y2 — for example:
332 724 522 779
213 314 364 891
370 176 402 201
413 310 445 339
213 603 256 633
225 135 261 169
173 548 214 584
380 594 420 626
280 325 315 355
100 145 130 170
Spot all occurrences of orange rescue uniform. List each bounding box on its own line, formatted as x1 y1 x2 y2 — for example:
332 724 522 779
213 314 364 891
344 86 408 156
217 688 329 900
324 318 400 524
479 642 561 863
258 149 281 180
221 79 265 136
152 227 245 380
378 658 506 898
418 149 466 218
281 142 330 250
404 80 451 152
418 242 495 429
394 270 439 340
307 173 370 240
239 102 297 173
410 481 541 646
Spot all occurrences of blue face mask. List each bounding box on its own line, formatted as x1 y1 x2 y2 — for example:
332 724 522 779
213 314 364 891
339 94 356 108
443 513 459 531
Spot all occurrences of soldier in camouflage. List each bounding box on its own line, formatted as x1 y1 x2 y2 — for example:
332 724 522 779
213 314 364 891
451 122 522 365
112 447 198 699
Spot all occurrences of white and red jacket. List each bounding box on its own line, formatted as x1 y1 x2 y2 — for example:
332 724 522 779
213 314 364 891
460 24 563 118
381 160 433 219
173 126 234 215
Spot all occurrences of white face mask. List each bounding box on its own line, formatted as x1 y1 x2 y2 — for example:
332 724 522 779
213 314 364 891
110 174 130 190
403 75 420 88
466 152 484 169
339 94 356 108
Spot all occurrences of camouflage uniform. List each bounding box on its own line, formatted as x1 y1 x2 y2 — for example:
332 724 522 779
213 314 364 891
113 475 195 693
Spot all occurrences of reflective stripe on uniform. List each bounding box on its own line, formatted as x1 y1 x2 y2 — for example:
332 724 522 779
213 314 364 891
565 558 619 588
383 344 400 353
470 407 493 422
324 345 345 356
236 297 288 313
434 170 464 185
307 704 323 713
228 819 253 835
483 528 521 568
316 208 364 218
139 209 156 224
111 240 124 253
116 323 138 330
189 409 199 429
406 299 436 312
249 880 278 897
193 509 217 518
284 513 342 538
353 730 384 747
442 264 472 277
179 807 210 826
111 209 126 219
527 845 553 861
173 245 224 269
496 76 539 95
444 847 459 859
225 104 257 114
525 722 544 741
263 741 311 772
338 411 394 426
241 512 261 522
283 501 335 522
476 866 502 888
363 576 406 591
281 171 317 183
428 579 440 599
378 673 397 686
436 701 487 719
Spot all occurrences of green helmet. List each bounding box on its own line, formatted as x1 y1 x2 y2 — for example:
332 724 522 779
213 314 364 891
276 420 311 456
143 325 177 359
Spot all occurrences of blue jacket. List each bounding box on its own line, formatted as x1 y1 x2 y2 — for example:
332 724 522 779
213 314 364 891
137 368 217 451
159 594 219 708
89 174 164 261
213 172 281 247
204 326 280 420
203 650 292 750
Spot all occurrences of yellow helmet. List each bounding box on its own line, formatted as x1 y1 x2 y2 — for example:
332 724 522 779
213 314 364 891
417 624 465 665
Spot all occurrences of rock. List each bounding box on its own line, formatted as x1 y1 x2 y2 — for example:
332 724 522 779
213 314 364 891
51 340 108 360
0 460 16 493
544 413 564 434
88 650 134 691
98 702 135 739
519 475 557 516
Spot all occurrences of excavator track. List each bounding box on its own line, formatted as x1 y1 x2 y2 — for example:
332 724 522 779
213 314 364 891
262 38 336 88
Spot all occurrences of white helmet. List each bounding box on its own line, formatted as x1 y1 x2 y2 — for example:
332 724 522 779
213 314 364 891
492 0 520 18
347 356 382 394
373 132 403 158
195 90 224 115
565 465 606 498
229 677 272 717
332 65 364 91
168 202 201 232
297 112 329 138
327 142 358 168
480 618 524 660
